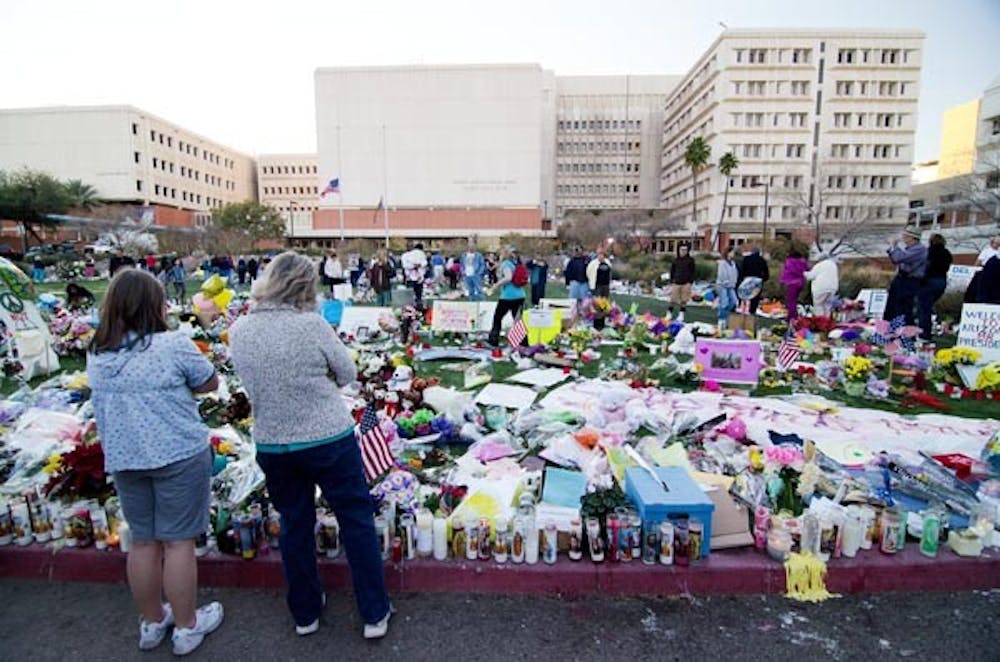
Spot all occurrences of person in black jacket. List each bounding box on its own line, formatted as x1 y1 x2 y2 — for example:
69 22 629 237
738 245 770 315
916 233 952 340
668 243 695 321
966 255 1000 305
564 245 590 312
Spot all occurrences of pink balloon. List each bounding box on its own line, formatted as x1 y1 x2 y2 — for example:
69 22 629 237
874 320 890 334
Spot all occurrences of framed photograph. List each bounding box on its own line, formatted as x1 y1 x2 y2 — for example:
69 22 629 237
693 339 762 385
355 325 370 342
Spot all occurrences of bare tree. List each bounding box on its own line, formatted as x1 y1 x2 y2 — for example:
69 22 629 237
781 164 906 257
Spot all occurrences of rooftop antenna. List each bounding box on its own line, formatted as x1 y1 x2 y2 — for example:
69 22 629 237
718 21 728 30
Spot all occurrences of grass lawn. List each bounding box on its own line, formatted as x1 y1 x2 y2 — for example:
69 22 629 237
8 278 995 420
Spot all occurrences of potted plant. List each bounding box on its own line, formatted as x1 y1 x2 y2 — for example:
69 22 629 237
843 355 874 397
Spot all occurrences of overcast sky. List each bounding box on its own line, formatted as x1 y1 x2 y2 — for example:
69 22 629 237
2 0 998 162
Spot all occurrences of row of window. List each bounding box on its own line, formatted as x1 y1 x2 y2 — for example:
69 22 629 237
666 57 719 112
732 80 811 97
665 86 716 130
829 143 907 160
131 123 236 169
825 205 898 220
135 180 223 208
557 184 639 196
262 164 318 175
280 205 318 212
557 141 640 154
726 142 808 159
734 47 812 65
557 119 641 132
988 116 1000 136
832 112 907 129
834 80 910 97
135 152 235 190
263 186 319 195
826 174 903 190
731 112 809 128
557 162 640 174
836 48 912 65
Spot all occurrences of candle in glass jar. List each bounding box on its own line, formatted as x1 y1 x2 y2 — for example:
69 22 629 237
416 509 433 558
523 507 539 565
493 517 509 563
568 517 583 561
587 517 604 563
465 517 479 560
510 514 525 564
432 515 448 561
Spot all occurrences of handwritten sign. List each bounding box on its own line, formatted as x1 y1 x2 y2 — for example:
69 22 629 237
432 301 475 332
856 289 888 316
339 307 392 335
947 265 980 292
525 309 562 345
956 304 1000 361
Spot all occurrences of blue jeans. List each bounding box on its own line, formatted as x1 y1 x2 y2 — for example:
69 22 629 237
255 438 390 627
717 286 737 320
569 280 590 301
376 290 392 307
465 275 483 302
917 277 946 340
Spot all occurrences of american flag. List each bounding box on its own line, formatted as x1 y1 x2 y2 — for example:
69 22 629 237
320 178 341 197
357 402 393 482
507 315 527 348
872 315 906 346
777 336 801 371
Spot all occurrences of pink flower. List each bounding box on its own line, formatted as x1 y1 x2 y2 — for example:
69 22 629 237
764 445 805 468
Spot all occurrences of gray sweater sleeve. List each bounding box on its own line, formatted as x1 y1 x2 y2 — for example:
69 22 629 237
313 317 357 386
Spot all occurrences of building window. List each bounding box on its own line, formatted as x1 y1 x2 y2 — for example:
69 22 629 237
749 48 767 64
132 123 138 135
735 49 744 63
167 137 172 148
825 206 842 219
786 144 804 158
881 49 899 64
158 134 163 144
154 184 160 195
791 81 809 96
836 81 854 96
992 117 1000 136
136 180 142 192
837 49 854 64
134 151 141 164
792 48 811 63
150 130 156 141
152 157 158 168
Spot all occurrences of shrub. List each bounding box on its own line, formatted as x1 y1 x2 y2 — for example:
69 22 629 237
935 291 965 322
838 262 892 300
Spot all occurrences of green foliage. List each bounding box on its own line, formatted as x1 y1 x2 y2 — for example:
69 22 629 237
214 201 285 248
684 137 712 172
718 151 739 176
0 168 73 225
935 290 965 322
765 237 810 262
64 179 101 211
579 485 628 534
693 256 717 281
838 263 892 300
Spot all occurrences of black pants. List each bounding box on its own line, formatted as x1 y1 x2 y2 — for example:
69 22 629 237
593 284 610 298
530 282 546 306
749 295 761 315
885 274 919 324
409 279 423 304
489 298 524 346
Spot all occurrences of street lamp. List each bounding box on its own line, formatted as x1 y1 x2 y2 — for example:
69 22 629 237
288 200 297 248
750 180 770 253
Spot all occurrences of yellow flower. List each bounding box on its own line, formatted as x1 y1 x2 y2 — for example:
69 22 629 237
42 453 63 474
976 363 1000 391
844 355 873 382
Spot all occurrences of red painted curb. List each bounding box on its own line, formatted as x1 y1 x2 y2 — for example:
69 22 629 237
1 544 997 596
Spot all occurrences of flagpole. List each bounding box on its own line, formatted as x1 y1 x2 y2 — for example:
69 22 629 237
337 125 345 242
382 123 389 249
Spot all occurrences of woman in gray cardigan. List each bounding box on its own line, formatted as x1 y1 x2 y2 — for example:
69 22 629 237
229 251 392 640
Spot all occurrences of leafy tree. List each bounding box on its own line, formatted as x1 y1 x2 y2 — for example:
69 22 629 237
0 169 73 252
213 201 285 250
683 137 712 250
64 179 101 212
713 151 739 251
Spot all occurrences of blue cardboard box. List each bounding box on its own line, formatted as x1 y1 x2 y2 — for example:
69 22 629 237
624 466 715 558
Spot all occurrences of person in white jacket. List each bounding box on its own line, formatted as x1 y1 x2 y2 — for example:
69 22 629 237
805 253 839 316
586 248 613 298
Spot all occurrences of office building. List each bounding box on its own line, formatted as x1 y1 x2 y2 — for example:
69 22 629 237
0 105 256 228
659 28 924 250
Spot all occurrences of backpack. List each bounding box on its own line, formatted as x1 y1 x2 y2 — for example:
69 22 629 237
511 262 530 287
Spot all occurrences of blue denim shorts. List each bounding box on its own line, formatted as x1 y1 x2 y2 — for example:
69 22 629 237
569 281 590 300
112 447 212 542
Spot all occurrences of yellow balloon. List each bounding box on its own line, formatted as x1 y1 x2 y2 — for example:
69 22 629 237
212 289 233 311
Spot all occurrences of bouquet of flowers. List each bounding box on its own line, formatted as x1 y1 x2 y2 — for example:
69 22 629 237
43 421 111 502
49 310 96 357
931 346 980 385
763 445 806 516
843 355 874 383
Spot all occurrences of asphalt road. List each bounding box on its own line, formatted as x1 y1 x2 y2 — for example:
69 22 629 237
0 580 997 661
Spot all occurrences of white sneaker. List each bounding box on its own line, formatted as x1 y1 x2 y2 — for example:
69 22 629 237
138 603 174 651
295 594 327 636
171 602 224 656
363 605 394 640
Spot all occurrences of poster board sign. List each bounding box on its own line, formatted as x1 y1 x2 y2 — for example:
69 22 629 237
474 302 498 332
693 339 762 385
856 289 888 316
956 303 1000 361
432 301 476 332
525 308 563 345
947 265 979 292
337 306 393 335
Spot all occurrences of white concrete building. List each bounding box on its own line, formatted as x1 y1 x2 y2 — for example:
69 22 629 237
554 75 680 217
975 73 1000 187
0 105 257 228
660 29 924 250
257 153 321 239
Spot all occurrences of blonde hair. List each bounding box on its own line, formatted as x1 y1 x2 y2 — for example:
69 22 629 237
251 251 317 311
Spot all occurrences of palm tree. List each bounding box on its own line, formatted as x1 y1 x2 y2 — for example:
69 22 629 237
683 137 711 250
64 179 101 212
713 151 739 251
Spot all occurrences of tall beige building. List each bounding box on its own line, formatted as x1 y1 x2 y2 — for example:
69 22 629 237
660 29 924 250
553 75 680 218
0 105 256 228
257 153 321 241
938 99 980 179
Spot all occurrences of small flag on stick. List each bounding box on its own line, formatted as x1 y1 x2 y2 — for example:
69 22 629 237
357 402 393 482
507 316 527 348
777 336 801 371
